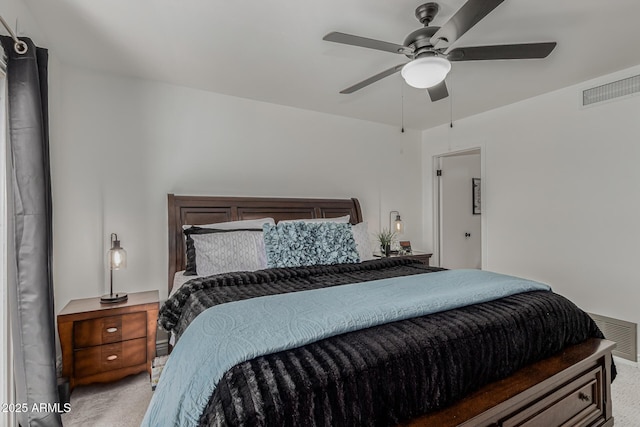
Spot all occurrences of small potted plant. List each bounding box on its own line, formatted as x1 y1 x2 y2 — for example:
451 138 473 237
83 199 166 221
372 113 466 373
377 228 396 257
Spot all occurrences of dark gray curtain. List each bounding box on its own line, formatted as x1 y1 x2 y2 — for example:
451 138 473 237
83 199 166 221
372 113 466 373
1 36 61 427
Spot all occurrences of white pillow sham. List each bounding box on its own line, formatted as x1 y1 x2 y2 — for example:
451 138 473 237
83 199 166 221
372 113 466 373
351 222 375 261
191 230 267 277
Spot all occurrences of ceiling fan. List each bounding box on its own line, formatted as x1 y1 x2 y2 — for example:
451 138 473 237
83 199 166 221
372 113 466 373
323 0 557 102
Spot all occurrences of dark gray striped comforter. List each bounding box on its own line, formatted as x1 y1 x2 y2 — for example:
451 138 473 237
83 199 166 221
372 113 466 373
158 259 608 426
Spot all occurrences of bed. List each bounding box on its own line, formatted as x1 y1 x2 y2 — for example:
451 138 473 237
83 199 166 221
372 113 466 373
145 194 615 427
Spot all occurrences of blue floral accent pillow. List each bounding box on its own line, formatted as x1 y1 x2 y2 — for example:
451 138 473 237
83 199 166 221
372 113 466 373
262 222 360 268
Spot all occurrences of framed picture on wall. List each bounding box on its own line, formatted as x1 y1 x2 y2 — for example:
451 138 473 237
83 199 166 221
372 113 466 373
472 178 481 215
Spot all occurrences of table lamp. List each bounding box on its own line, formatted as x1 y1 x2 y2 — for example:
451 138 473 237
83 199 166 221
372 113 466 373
101 233 128 304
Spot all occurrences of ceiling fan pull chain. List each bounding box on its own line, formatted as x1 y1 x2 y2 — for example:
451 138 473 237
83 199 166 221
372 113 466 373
401 80 405 133
449 78 454 128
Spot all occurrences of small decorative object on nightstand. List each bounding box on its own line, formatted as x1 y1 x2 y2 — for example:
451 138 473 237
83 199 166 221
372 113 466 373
101 233 128 304
58 290 159 391
376 228 396 257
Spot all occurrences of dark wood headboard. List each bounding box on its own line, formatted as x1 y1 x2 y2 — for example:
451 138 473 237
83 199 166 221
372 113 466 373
167 194 363 293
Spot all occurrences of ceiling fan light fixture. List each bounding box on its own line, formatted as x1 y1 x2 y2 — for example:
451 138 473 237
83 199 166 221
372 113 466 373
401 56 451 89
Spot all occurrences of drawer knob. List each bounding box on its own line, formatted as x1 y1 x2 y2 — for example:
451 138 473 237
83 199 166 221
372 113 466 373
106 327 118 333
578 392 590 402
106 355 118 361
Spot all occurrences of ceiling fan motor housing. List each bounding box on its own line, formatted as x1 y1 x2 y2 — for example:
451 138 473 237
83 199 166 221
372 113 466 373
402 3 442 58
403 26 440 59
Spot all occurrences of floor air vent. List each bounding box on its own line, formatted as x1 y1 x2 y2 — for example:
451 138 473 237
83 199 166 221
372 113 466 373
588 313 637 362
582 74 640 106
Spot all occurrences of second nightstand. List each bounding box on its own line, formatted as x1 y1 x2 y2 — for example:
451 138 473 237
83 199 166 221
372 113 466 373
400 252 432 266
374 252 432 266
58 290 159 391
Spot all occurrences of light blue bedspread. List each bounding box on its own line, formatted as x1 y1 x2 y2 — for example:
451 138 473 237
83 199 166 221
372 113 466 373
141 269 550 427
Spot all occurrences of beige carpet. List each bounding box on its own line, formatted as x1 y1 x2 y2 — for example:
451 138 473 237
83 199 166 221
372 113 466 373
61 372 153 427
62 363 640 426
611 361 640 427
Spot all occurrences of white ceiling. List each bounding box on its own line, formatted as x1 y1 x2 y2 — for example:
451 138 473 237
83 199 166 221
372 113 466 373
21 0 640 130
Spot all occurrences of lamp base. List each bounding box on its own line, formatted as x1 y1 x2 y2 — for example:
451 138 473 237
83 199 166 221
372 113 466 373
100 293 128 304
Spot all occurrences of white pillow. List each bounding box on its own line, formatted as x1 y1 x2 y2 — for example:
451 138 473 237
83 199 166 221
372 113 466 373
191 230 267 277
279 215 350 224
351 222 375 261
182 217 275 230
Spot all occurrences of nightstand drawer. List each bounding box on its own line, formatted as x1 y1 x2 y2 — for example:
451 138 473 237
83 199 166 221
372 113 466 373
405 253 431 266
74 337 147 378
73 311 147 348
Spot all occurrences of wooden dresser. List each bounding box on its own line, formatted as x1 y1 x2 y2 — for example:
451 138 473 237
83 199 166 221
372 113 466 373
58 290 159 391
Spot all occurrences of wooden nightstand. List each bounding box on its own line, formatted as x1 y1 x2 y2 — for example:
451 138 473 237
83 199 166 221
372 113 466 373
58 290 159 391
374 252 432 266
401 252 432 266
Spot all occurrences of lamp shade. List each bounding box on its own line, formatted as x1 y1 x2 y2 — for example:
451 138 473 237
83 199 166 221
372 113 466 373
401 56 451 89
393 214 404 234
389 210 404 235
102 233 128 304
108 237 127 270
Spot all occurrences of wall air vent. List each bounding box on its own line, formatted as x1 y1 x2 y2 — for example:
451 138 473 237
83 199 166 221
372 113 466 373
582 74 640 106
588 313 637 362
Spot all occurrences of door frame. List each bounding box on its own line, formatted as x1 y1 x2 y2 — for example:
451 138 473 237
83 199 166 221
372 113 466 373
432 146 487 269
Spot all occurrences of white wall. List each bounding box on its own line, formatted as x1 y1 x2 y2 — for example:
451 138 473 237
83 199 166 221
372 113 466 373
422 64 640 346
51 66 424 308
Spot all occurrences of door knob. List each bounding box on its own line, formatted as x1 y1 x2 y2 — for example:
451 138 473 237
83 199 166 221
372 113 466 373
465 233 471 238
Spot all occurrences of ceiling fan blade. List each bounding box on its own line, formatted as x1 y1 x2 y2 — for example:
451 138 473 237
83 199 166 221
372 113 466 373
448 42 557 61
427 81 449 102
324 32 412 55
339 64 406 94
430 0 505 47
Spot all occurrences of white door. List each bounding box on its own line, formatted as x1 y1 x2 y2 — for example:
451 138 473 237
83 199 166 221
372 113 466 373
438 151 481 269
